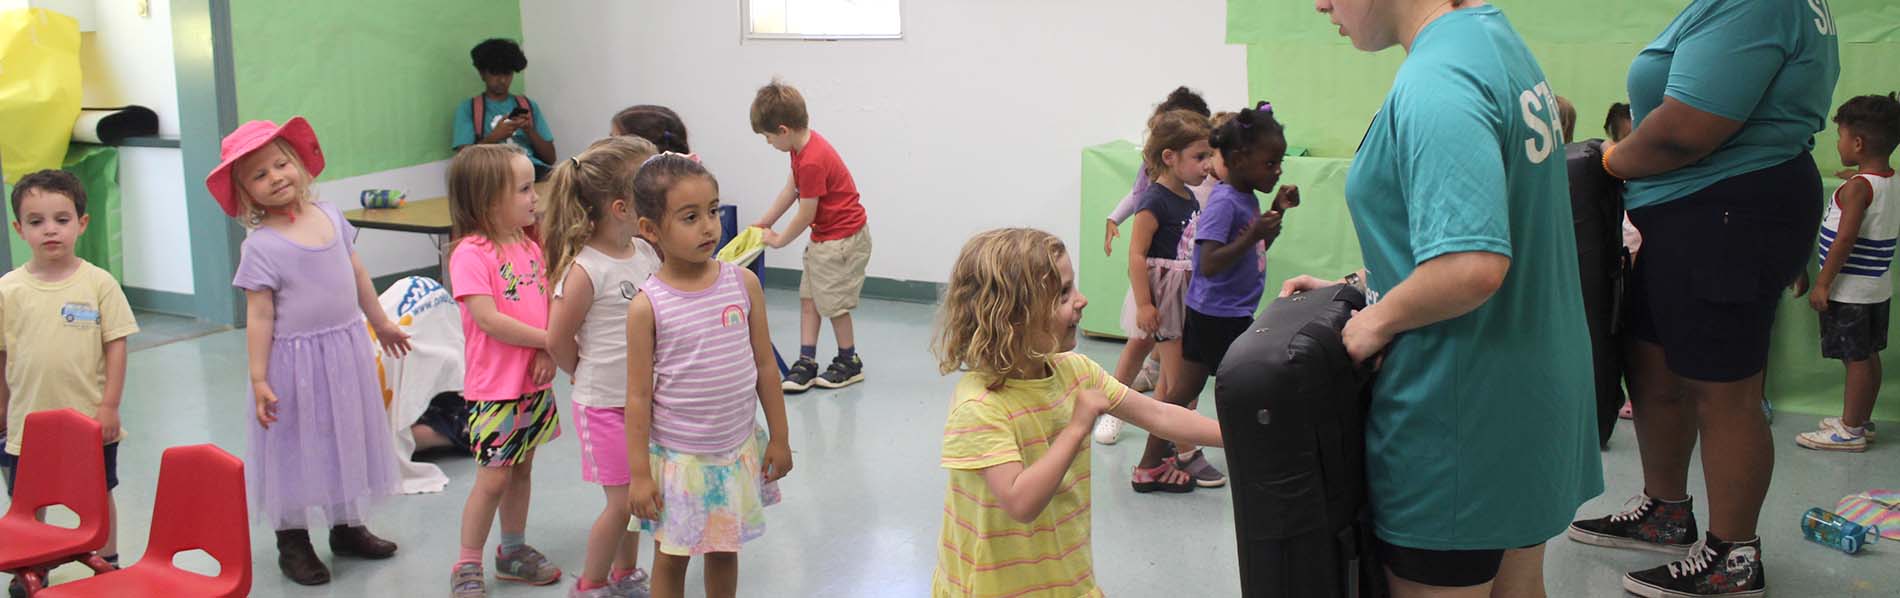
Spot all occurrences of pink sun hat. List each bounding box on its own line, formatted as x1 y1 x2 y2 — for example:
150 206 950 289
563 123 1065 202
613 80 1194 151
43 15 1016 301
203 116 325 217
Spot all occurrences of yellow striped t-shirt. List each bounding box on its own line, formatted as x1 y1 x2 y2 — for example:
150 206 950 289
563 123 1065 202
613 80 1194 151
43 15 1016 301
933 353 1130 598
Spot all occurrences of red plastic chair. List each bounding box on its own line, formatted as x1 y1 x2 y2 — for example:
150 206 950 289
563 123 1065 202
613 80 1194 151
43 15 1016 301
38 444 251 598
0 409 113 595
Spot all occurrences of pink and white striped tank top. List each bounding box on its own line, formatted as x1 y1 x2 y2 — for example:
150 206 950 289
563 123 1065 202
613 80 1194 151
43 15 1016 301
640 262 760 454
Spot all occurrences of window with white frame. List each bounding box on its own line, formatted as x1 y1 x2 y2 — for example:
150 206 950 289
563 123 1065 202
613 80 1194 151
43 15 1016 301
744 0 901 40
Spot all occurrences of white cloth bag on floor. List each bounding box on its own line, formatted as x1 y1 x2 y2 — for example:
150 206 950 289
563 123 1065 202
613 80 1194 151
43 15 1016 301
374 276 466 494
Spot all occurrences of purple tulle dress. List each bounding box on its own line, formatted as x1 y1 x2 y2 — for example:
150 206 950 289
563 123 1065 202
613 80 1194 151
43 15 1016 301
233 202 400 530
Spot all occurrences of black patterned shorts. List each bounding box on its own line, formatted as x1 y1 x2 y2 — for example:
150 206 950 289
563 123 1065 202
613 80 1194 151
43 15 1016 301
467 389 562 467
1820 300 1890 361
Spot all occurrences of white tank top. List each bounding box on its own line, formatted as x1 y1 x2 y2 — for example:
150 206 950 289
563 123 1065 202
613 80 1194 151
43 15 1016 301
1820 173 1898 304
554 240 662 408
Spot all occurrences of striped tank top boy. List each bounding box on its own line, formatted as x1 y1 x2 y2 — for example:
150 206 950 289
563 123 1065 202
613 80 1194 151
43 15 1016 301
1820 172 1899 304
640 262 761 454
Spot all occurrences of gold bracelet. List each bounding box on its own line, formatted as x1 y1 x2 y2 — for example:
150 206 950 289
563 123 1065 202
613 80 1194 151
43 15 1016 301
1602 144 1626 180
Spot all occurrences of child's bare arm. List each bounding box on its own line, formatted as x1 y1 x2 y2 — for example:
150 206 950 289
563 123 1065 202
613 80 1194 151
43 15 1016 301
0 351 9 429
624 293 662 520
461 295 549 349
1815 178 1874 298
742 270 794 480
350 253 411 357
766 199 820 248
974 391 1106 523
1109 391 1223 448
546 264 594 375
99 338 127 442
754 174 800 229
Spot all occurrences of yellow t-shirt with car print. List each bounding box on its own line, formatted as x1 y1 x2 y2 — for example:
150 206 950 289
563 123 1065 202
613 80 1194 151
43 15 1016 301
0 261 138 454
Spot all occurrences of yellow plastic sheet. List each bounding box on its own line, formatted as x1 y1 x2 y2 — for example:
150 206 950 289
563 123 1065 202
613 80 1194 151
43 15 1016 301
718 226 766 267
0 9 82 184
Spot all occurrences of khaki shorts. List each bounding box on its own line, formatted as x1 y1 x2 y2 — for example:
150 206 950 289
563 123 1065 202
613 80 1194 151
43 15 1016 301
800 228 872 318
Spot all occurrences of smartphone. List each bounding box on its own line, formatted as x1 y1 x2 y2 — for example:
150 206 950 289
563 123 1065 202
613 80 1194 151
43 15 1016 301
508 106 531 119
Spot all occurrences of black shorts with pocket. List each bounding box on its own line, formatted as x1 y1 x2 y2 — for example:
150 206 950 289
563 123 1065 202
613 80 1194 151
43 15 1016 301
1820 300 1890 361
1626 154 1823 382
1182 307 1256 369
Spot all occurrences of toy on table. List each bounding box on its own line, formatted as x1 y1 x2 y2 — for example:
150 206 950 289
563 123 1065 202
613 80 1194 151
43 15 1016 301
359 189 407 209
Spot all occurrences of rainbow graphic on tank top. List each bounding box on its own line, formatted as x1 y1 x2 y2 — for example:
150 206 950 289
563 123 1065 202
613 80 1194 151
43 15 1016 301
721 305 745 328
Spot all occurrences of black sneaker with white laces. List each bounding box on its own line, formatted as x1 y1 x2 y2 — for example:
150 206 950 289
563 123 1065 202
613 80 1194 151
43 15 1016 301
1568 493 1699 553
782 357 820 393
814 354 864 389
1623 532 1765 598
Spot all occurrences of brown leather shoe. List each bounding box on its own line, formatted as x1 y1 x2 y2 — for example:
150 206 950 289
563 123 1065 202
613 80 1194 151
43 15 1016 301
276 529 332 585
329 525 399 560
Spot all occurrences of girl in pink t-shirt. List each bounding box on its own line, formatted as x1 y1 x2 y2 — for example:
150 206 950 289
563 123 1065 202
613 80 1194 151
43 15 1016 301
446 145 564 595
625 154 793 598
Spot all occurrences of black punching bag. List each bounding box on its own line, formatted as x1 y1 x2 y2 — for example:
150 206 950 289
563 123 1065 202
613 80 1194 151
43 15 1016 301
1566 139 1628 448
1214 284 1385 598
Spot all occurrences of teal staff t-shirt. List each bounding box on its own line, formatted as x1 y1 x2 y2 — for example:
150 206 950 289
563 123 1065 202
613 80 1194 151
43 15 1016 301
1624 0 1840 210
452 95 557 169
1345 4 1602 550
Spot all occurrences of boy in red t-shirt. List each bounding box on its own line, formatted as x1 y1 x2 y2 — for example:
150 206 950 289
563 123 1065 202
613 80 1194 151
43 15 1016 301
751 78 873 393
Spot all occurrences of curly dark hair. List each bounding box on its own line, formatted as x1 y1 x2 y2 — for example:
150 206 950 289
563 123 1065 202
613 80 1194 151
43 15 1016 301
10 169 87 219
1835 93 1900 156
1209 101 1285 158
471 38 527 75
1156 86 1210 119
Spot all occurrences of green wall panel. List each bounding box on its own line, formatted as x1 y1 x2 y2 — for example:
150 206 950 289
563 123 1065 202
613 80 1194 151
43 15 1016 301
229 0 524 181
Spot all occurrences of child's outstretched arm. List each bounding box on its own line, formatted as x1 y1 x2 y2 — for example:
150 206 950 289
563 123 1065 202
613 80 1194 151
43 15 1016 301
976 390 1107 523
753 174 799 230
546 263 594 376
741 270 793 481
624 293 663 522
246 290 281 429
1108 391 1222 448
350 253 411 358
764 198 818 249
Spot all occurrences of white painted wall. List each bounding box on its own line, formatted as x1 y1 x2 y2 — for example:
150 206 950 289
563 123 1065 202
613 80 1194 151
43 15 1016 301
76 0 181 137
312 159 452 278
118 145 192 293
520 0 1246 283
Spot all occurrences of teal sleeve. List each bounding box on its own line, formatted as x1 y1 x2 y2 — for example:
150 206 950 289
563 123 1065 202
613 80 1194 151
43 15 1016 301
1664 2 1785 121
452 100 476 148
1393 76 1513 265
529 98 554 142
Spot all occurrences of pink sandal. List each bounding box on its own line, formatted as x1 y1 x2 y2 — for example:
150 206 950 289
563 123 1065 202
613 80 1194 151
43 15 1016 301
1132 462 1195 494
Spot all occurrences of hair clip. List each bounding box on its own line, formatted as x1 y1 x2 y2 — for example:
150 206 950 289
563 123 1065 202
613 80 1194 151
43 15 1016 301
569 156 581 168
641 151 703 166
1239 101 1275 129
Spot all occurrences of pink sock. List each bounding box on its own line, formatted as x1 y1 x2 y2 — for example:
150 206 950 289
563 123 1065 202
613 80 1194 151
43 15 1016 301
611 566 640 581
578 577 609 590
456 546 482 567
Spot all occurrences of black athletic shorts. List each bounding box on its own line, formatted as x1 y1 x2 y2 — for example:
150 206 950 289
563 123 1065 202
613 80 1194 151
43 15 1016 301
1626 154 1822 382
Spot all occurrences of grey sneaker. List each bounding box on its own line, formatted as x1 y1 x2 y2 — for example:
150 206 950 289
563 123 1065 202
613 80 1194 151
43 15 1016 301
450 562 487 598
494 545 562 586
610 569 651 598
